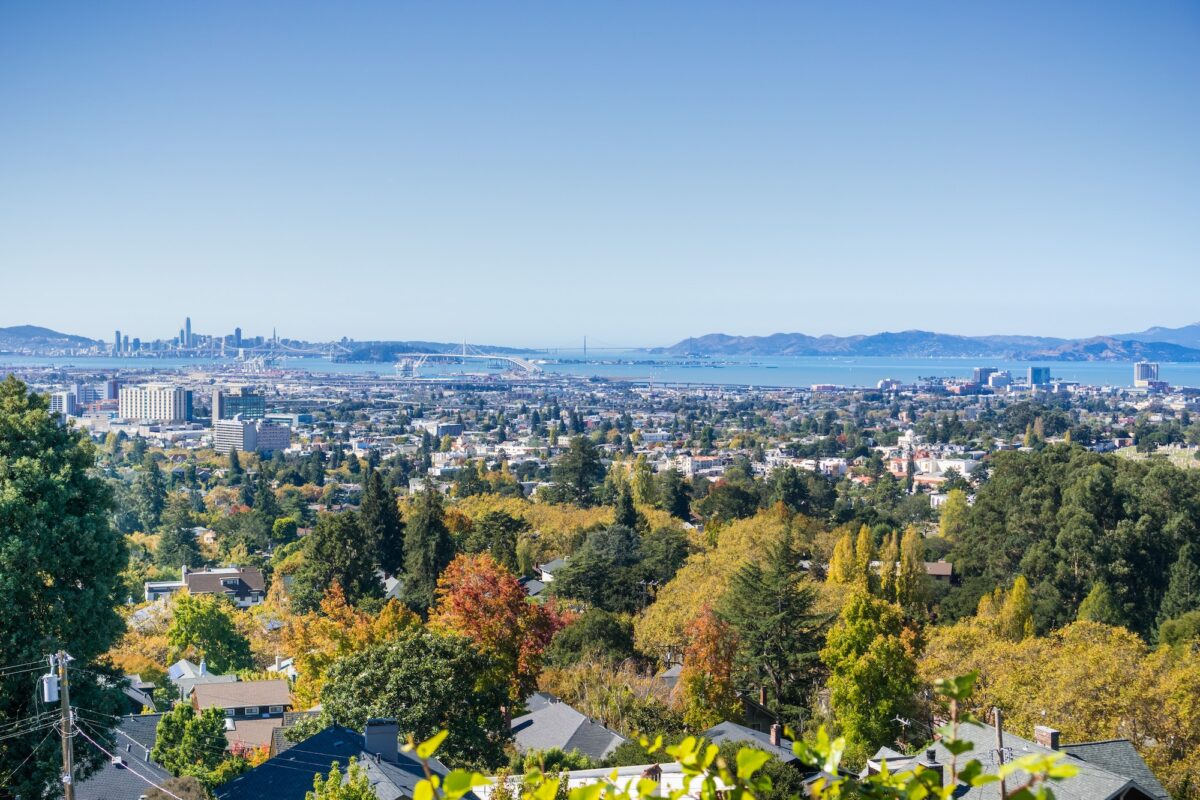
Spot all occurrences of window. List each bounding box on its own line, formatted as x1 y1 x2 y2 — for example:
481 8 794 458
224 708 235 717
244 706 259 716
268 705 283 714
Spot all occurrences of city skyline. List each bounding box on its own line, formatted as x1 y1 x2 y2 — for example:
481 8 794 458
3 2 1199 345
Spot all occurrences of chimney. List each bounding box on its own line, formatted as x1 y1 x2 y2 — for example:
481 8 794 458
364 718 400 763
918 749 944 787
198 658 207 676
769 723 782 748
1034 726 1060 751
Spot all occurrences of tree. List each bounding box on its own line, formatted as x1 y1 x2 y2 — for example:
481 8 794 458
361 468 405 576
462 510 525 574
401 487 456 614
767 466 809 515
227 447 244 483
157 493 201 568
997 575 1035 641
291 511 383 613
430 554 569 704
657 468 692 521
544 609 635 667
307 758 379 800
552 525 643 613
854 525 876 593
1077 581 1127 627
938 488 969 540
719 533 826 725
827 531 857 585
820 592 919 765
0 376 129 799
894 527 928 615
613 482 641 531
1159 542 1200 625
167 592 253 673
152 704 229 777
321 630 509 768
877 533 899 603
135 458 168 530
551 437 604 506
680 605 740 730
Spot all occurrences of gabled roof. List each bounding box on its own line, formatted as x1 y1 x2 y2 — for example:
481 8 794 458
701 721 797 763
192 679 292 710
1063 740 1170 800
868 723 1163 800
185 567 266 595
215 724 462 800
511 696 626 761
75 714 172 800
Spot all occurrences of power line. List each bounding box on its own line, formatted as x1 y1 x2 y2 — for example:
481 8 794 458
0 725 57 788
73 722 184 800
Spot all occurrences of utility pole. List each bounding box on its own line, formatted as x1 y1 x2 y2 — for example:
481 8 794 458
993 706 1006 800
58 651 74 800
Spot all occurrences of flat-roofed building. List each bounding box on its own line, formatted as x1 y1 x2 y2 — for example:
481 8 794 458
214 415 290 454
119 384 190 422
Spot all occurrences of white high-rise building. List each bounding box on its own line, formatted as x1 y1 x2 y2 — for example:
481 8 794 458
49 391 77 417
214 415 290 454
119 385 190 422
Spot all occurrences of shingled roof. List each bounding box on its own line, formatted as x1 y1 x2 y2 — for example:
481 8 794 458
511 695 626 761
192 679 291 711
74 713 172 800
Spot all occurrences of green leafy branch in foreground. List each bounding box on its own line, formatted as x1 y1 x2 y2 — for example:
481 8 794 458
366 673 1078 800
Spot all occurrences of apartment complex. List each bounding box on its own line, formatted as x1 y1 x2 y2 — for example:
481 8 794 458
214 415 290 454
119 384 191 422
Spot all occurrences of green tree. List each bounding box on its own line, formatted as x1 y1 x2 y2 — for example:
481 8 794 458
292 511 384 613
552 525 643 613
613 482 641 530
998 575 1035 641
167 592 254 673
307 757 379 800
551 436 604 506
1159 542 1200 625
719 533 826 726
767 466 809 515
894 527 929 615
157 493 201 568
462 510 526 574
657 468 692 521
1077 580 1127 627
227 447 244 484
877 532 899 603
361 468 405 576
820 592 919 765
938 488 969 540
152 704 229 777
401 487 456 614
135 458 168 530
545 609 635 667
321 630 508 768
0 376 129 799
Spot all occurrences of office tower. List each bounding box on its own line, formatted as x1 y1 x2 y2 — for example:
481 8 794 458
212 387 266 420
973 367 998 385
1028 367 1051 387
132 337 141 352
122 334 130 353
114 330 122 355
1134 361 1159 388
234 327 242 348
988 371 1012 389
105 378 120 400
49 391 76 417
185 317 192 348
118 385 190 422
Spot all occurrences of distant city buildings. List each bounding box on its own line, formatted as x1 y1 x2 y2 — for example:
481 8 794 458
214 415 290 454
1134 361 1159 388
119 384 192 422
212 387 266 420
1028 366 1052 387
973 367 998 384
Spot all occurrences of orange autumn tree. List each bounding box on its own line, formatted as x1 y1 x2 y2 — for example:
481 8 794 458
680 604 740 730
283 583 419 707
429 553 571 705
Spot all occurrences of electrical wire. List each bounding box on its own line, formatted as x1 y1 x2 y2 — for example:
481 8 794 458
0 725 57 787
73 722 185 800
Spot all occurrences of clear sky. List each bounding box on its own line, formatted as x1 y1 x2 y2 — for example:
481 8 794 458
2 2 1198 348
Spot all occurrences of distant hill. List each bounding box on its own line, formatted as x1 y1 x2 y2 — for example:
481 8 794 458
657 329 1200 361
1109 322 1200 350
0 325 99 347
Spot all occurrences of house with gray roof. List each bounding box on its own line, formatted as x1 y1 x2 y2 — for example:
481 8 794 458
866 723 1168 800
216 719 468 800
511 694 626 762
702 721 796 764
73 713 172 800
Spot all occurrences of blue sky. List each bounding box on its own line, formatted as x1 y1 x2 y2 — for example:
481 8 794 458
2 1 1198 348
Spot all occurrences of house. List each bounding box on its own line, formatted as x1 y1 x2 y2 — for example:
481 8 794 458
73 713 172 800
192 679 293 751
701 721 796 764
144 565 267 608
167 658 238 701
865 723 1168 800
265 655 298 680
216 719 468 800
511 693 626 761
536 558 568 583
